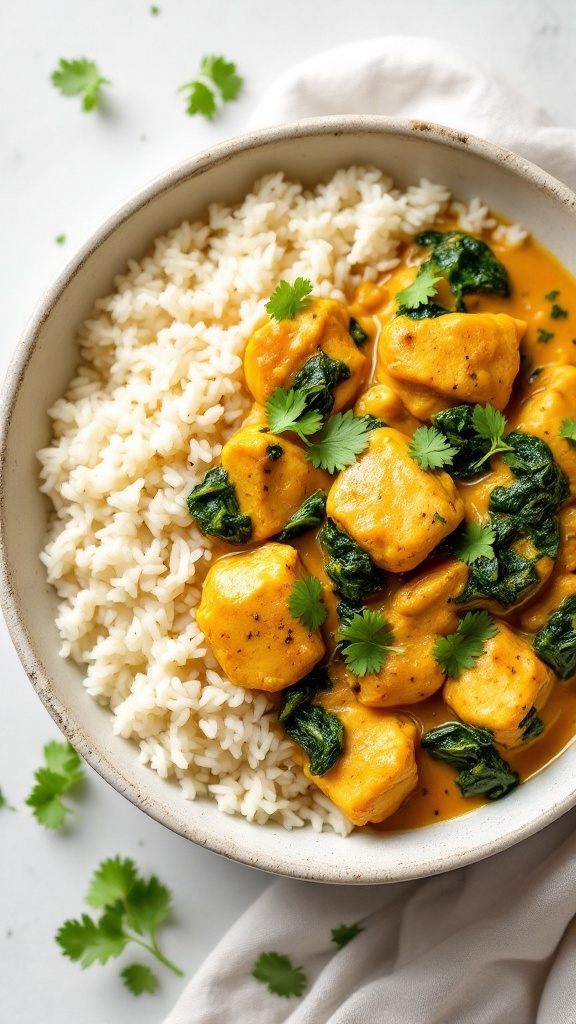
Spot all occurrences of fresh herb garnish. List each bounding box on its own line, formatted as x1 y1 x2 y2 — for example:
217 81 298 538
545 290 560 301
265 387 323 441
551 303 568 320
51 58 110 111
55 234 67 245
288 577 327 632
408 425 457 471
25 741 84 829
179 55 243 119
0 786 16 811
470 404 513 465
559 418 576 445
252 952 307 998
338 609 402 677
433 611 498 679
149 4 160 12
395 262 443 310
331 923 364 948
416 230 510 310
536 328 554 344
433 511 447 524
120 963 158 996
453 521 496 565
306 411 376 473
265 278 313 321
56 856 182 992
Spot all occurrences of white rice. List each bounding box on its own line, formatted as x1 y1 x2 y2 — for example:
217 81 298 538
37 167 516 834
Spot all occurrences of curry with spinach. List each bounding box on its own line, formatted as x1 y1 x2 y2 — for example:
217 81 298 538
188 216 576 831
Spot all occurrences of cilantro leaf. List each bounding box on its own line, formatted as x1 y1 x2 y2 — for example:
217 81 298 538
471 404 513 465
265 278 313 321
86 856 139 909
551 303 568 320
55 234 66 246
453 521 496 565
306 411 376 473
0 786 15 811
339 609 403 677
179 55 243 120
56 912 127 968
265 387 323 440
25 741 84 829
408 425 458 471
252 952 307 998
331 923 364 948
559 418 576 445
125 876 171 934
545 290 559 301
288 577 327 632
121 963 158 996
433 611 499 679
51 58 110 111
536 328 554 344
395 262 443 310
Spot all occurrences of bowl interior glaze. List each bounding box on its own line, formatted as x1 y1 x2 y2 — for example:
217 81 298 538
2 116 576 883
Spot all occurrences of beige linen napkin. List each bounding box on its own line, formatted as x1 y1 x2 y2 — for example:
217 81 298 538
163 37 576 1024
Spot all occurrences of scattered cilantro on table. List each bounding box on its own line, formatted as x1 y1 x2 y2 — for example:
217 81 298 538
453 521 496 565
339 609 403 677
56 856 182 994
470 404 513 465
288 577 327 632
433 611 499 679
252 952 307 998
331 923 364 948
408 425 457 471
51 58 110 111
55 234 67 245
179 55 243 120
25 740 84 829
265 278 313 321
0 786 16 811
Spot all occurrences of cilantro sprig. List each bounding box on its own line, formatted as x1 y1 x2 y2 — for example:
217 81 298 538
453 522 496 565
288 577 327 632
252 952 307 998
265 278 313 321
395 263 443 310
471 404 513 466
179 55 243 120
331 923 364 948
51 58 110 111
339 609 403 677
266 388 322 441
433 611 499 679
265 388 377 473
559 418 576 445
56 856 182 995
25 741 84 829
408 425 457 472
0 786 16 812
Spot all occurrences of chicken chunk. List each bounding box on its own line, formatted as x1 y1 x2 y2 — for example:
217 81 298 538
298 676 419 826
354 382 421 435
507 365 576 495
559 506 576 573
196 544 325 691
444 623 554 748
376 312 525 419
326 427 464 573
220 421 330 544
244 297 366 411
352 560 469 707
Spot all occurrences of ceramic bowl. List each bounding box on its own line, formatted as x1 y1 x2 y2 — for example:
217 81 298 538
2 116 576 883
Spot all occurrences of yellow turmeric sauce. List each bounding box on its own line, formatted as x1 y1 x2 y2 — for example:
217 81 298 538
309 217 576 831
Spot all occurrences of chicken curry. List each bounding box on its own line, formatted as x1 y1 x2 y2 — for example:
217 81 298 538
188 215 576 832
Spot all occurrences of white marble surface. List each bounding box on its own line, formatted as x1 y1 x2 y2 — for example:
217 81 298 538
1 1 575 1021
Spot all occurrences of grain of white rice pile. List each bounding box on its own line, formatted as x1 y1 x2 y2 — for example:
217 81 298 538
38 167 522 835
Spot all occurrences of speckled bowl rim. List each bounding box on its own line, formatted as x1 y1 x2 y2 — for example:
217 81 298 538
2 115 576 884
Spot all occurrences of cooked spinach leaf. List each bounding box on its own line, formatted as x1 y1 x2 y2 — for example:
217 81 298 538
396 302 451 320
282 704 344 776
266 444 284 461
319 518 387 602
432 405 493 478
292 351 351 418
276 490 327 543
416 230 510 311
533 593 576 680
278 667 332 724
349 317 369 346
187 467 252 544
421 722 519 800
519 706 545 742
